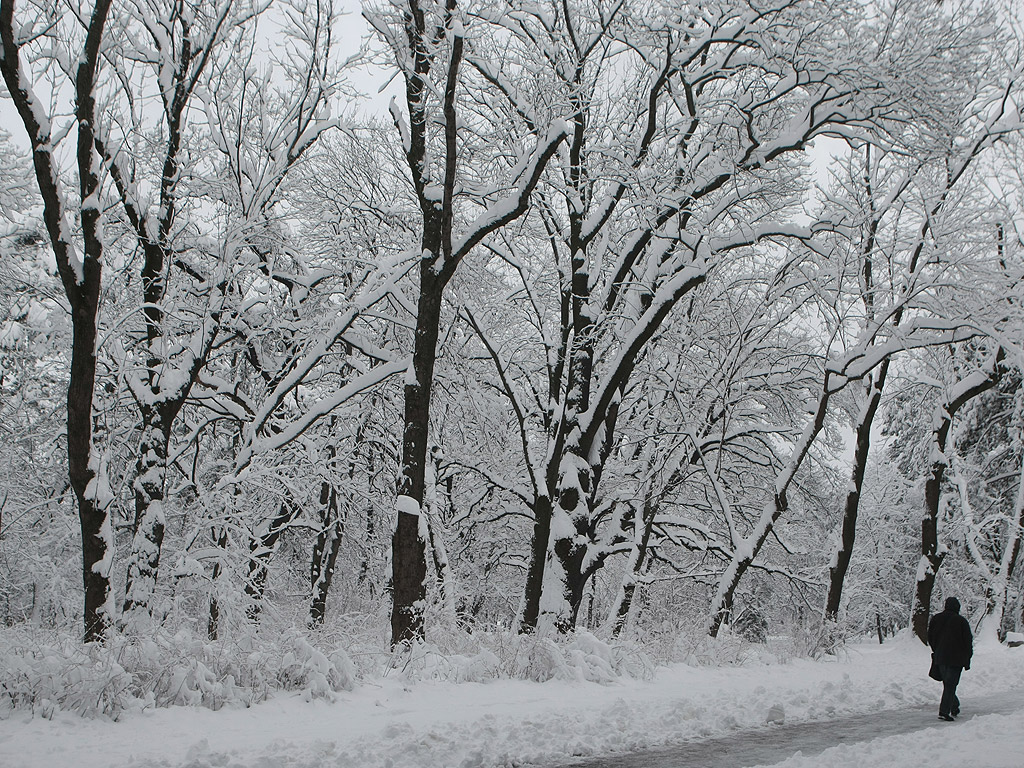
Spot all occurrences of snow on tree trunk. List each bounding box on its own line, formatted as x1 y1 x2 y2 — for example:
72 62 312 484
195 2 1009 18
309 479 344 628
912 357 1002 643
122 411 170 625
391 271 442 645
423 446 456 618
0 0 115 643
245 500 296 625
546 334 596 631
825 365 887 621
608 498 656 638
207 527 228 641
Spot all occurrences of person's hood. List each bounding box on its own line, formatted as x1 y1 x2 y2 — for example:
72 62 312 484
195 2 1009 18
944 597 961 613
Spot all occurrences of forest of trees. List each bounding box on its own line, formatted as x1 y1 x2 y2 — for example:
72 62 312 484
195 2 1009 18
1 0 1023 687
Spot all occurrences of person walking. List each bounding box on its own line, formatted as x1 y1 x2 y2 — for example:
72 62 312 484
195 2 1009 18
927 596 973 721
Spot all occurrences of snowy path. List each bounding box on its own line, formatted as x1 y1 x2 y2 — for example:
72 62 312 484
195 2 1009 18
557 690 1024 768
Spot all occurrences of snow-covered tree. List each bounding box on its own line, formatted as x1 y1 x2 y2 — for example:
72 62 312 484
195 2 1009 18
1 0 118 642
367 0 568 645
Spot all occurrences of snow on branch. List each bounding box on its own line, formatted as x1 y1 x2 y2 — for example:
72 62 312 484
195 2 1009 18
449 120 569 270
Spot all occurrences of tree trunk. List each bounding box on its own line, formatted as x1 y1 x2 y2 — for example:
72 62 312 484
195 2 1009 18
391 273 442 645
309 480 344 627
71 309 110 643
825 364 887 620
546 288 596 632
358 487 376 596
547 456 595 632
123 407 171 623
609 499 657 638
520 495 553 633
245 501 295 624
207 527 228 640
912 465 947 643
912 357 1002 642
1 0 115 644
550 521 591 632
423 454 454 616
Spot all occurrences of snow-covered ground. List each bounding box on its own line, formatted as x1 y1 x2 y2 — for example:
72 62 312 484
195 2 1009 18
1 632 1022 768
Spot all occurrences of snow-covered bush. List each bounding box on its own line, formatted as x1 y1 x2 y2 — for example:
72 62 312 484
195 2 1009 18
509 631 656 683
387 640 503 683
276 630 356 699
0 628 133 718
0 624 358 718
392 627 655 684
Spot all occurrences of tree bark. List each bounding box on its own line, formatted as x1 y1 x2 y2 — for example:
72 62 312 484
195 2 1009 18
207 527 228 640
391 272 442 645
824 364 887 620
912 355 1002 642
123 407 171 622
245 500 296 624
309 479 344 627
519 495 553 633
0 0 115 643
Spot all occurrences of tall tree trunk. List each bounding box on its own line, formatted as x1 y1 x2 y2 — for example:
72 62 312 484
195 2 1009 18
391 273 442 645
824 363 887 620
71 297 110 643
824 143 883 623
384 0 564 646
387 0 453 647
540 70 597 633
912 356 1002 642
519 495 553 633
1 0 115 643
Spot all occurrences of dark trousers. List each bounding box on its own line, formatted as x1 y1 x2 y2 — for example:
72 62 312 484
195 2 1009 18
939 664 962 716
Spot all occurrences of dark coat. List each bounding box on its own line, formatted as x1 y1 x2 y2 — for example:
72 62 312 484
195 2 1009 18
928 605 973 670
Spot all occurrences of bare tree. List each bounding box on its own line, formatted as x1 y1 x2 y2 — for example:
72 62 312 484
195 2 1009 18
367 0 567 645
1 0 115 642
460 0 966 634
823 83 1019 624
